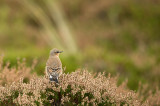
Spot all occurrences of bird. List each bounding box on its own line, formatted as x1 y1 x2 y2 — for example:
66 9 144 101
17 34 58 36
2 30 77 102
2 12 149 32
45 48 63 83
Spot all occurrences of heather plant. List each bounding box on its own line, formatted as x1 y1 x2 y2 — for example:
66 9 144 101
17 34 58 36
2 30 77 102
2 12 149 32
137 83 160 106
0 70 139 105
0 57 160 106
0 55 37 86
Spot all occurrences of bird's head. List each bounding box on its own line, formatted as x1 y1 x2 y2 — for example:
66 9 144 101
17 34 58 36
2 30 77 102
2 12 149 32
50 48 63 57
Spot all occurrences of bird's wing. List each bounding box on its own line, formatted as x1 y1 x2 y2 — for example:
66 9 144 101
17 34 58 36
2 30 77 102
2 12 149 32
46 66 61 75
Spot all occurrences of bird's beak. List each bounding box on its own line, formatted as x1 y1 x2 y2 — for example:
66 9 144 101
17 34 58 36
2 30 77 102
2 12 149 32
58 51 63 53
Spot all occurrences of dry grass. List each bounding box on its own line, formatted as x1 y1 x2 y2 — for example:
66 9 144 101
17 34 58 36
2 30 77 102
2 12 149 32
15 0 78 54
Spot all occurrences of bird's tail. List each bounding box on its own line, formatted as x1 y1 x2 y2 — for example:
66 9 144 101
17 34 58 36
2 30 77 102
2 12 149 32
49 76 58 83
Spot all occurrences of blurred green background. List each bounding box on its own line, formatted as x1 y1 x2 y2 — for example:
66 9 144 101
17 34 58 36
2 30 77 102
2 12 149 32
0 0 160 90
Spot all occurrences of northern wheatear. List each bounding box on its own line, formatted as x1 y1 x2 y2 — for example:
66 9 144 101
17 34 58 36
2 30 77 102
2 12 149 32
46 48 63 83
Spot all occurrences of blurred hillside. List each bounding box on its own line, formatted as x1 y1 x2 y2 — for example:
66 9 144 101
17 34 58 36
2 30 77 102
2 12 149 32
0 0 160 90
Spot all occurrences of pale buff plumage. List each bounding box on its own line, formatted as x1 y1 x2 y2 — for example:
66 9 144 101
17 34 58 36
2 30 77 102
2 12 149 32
46 48 63 83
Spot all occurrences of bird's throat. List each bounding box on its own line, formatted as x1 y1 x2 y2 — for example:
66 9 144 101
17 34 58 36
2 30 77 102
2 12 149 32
56 54 59 57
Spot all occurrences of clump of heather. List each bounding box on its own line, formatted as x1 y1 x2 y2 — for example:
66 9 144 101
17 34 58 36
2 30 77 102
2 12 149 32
0 55 37 86
0 70 146 105
0 56 159 105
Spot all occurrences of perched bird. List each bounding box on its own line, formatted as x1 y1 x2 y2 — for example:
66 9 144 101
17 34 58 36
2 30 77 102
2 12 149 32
46 48 63 83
